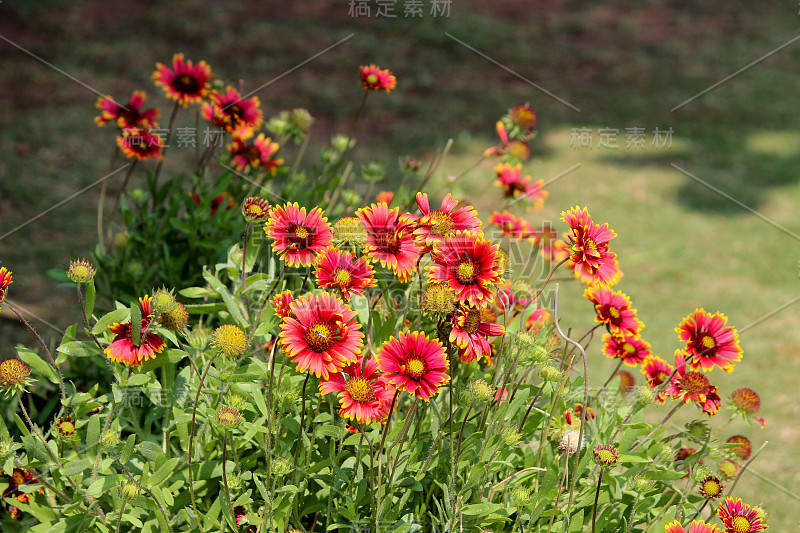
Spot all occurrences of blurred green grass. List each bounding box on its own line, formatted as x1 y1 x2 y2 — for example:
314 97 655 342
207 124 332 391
0 0 798 528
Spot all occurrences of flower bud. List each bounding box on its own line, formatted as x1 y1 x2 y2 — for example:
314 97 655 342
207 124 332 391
100 430 121 449
289 108 313 134
509 485 532 508
120 481 141 499
158 302 189 331
270 456 293 477
212 324 247 359
501 426 523 447
67 259 96 284
538 365 561 382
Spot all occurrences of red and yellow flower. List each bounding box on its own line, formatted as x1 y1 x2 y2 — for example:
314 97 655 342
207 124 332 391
602 332 651 367
640 355 674 404
117 127 164 161
271 290 295 319
95 91 159 128
279 292 363 380
359 64 397 92
201 86 262 136
319 354 393 423
676 309 742 373
376 331 449 401
228 133 283 173
667 351 722 417
0 267 11 314
664 520 721 533
717 497 768 533
411 192 481 249
356 203 421 282
2 468 44 519
584 286 642 335
428 231 502 306
494 163 547 208
488 210 535 241
104 295 166 367
484 121 531 161
265 203 333 268
561 206 621 286
152 53 212 106
315 247 376 301
449 305 505 363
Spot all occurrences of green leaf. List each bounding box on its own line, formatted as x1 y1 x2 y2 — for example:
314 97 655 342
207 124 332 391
92 308 129 335
130 301 142 346
179 286 219 299
21 434 51 463
203 268 249 328
86 414 100 453
57 341 94 360
149 457 179 487
85 475 124 496
61 458 92 477
121 434 137 464
461 502 505 516
138 441 166 463
17 347 58 384
84 280 96 319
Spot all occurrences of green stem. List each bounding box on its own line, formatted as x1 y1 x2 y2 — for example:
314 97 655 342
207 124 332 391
151 100 181 206
591 470 603 533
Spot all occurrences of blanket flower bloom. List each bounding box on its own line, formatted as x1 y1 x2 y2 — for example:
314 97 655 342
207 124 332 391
315 247 376 300
428 231 501 306
450 305 505 363
319 355 393 423
95 91 159 128
152 53 212 106
376 331 449 401
488 210 535 241
676 309 742 373
717 497 768 533
729 388 766 427
602 332 651 366
117 127 164 161
411 192 481 249
105 295 166 367
265 203 332 268
640 355 675 404
359 64 396 92
0 267 11 314
664 520 721 533
494 163 547 208
561 206 621 286
279 292 363 380
584 286 642 334
228 133 283 173
357 203 420 282
667 351 722 416
201 86 262 136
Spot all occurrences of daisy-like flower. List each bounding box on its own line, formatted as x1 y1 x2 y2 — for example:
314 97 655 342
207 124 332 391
359 64 397 92
241 196 270 222
584 286 643 335
272 290 295 319
664 520 722 533
509 103 537 134
105 296 166 367
561 206 621 286
117 127 164 161
376 331 449 401
717 497 768 533
494 163 547 208
55 415 77 440
488 210 535 241
640 355 675 404
0 267 12 314
356 203 421 282
152 53 212 106
315 247 376 300
319 355 394 423
265 203 333 268
525 306 552 332
228 133 283 173
676 309 742 373
411 192 481 249
602 332 651 367
592 444 619 468
428 231 502 306
726 435 752 460
95 91 159 128
279 292 363 380
667 351 722 417
699 474 724 499
484 121 531 161
201 86 262 135
2 468 44 520
449 305 505 363
729 388 766 427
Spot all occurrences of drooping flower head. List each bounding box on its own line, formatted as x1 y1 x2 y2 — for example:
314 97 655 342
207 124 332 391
561 206 621 286
201 86 262 136
717 498 768 533
494 163 547 208
279 292 363 380
0 358 32 398
729 388 766 427
376 331 449 401
676 309 742 373
411 192 481 249
315 247 376 300
105 296 166 367
726 435 752 460
0 267 13 314
152 53 212 106
228 133 283 173
640 355 675 404
584 286 643 335
667 351 722 417
117 127 164 161
449 305 505 363
359 64 397 92
488 210 535 241
319 354 394 423
602 332 651 367
664 520 722 533
356 203 421 282
95 91 159 129
265 203 333 268
428 231 502 306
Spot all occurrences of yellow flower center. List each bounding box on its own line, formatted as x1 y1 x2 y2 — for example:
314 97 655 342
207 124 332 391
304 323 335 352
333 268 352 286
731 516 751 533
680 371 710 395
217 409 240 426
247 204 265 217
294 227 309 239
344 377 375 403
422 284 456 315
701 335 716 349
457 260 476 283
58 420 76 436
428 211 455 236
702 479 721 497
366 74 379 85
622 342 635 355
462 310 482 335
608 306 620 319
402 357 427 381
